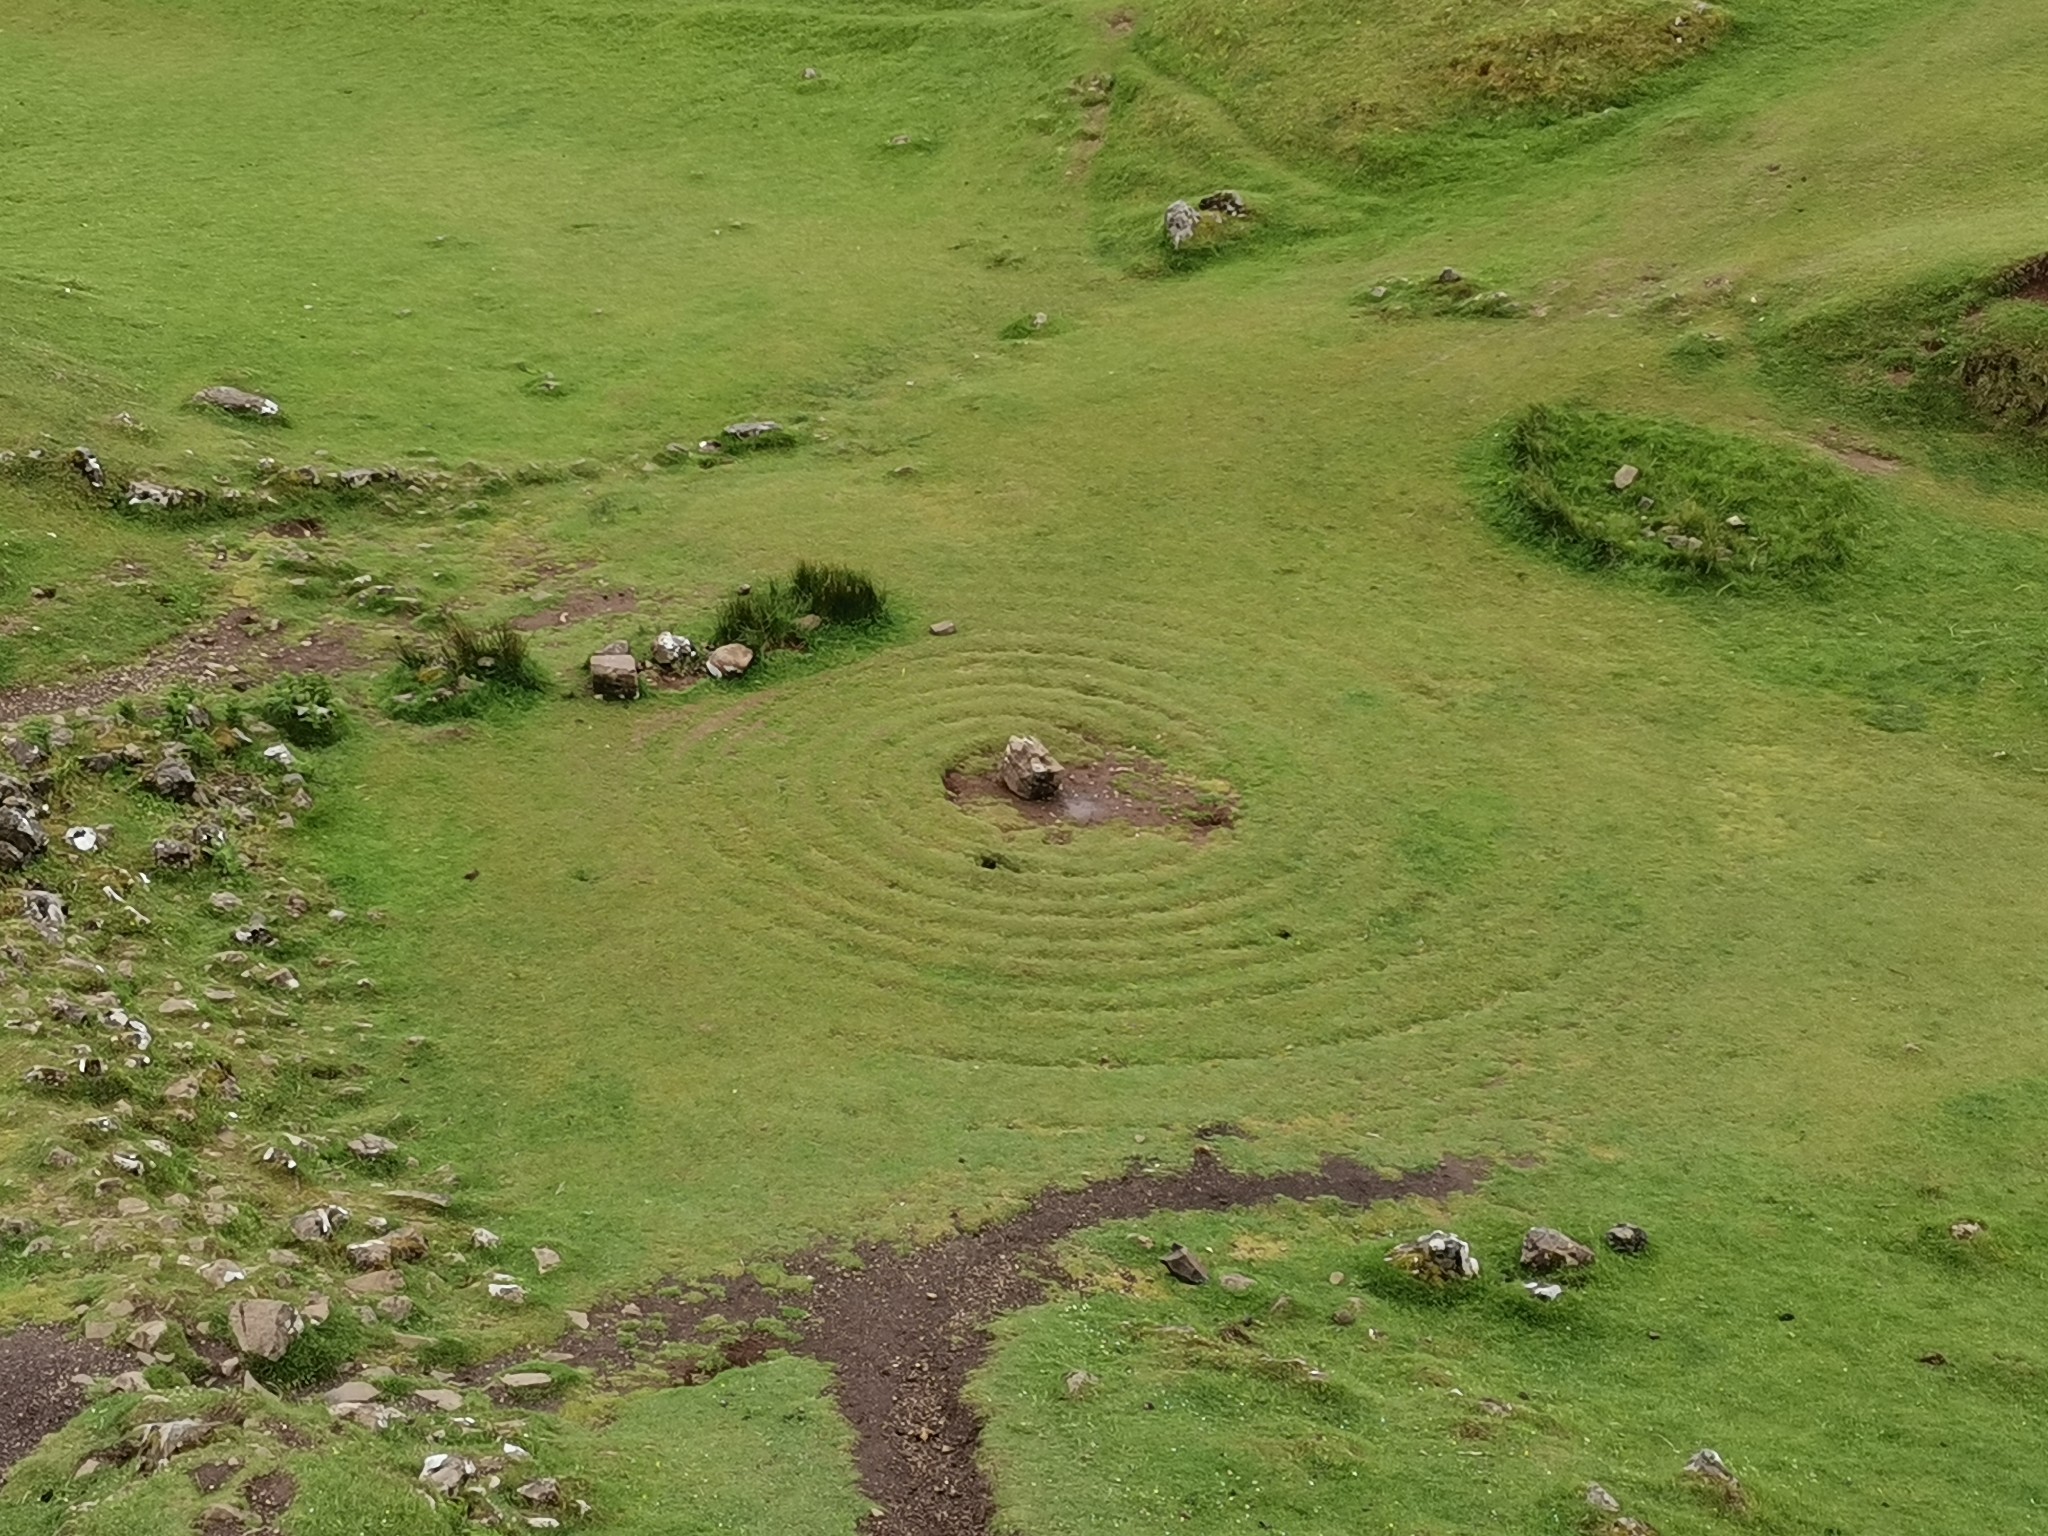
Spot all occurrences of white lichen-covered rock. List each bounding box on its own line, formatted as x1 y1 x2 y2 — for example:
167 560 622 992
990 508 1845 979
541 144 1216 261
998 736 1064 801
1385 1229 1479 1285
192 385 280 417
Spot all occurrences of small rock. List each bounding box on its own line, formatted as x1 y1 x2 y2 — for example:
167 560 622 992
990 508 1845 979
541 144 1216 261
589 651 640 701
1267 1293 1294 1318
1386 1230 1479 1285
1218 1273 1255 1294
414 1387 463 1410
1613 464 1641 491
0 807 50 871
1063 1370 1098 1399
1331 1296 1365 1326
1161 1244 1208 1285
376 1296 414 1323
132 1417 214 1470
488 1282 528 1304
998 735 1063 801
472 1227 502 1249
323 1380 381 1404
1586 1484 1622 1514
650 631 696 670
928 620 957 636
705 642 754 678
290 1205 349 1243
1522 1281 1563 1302
192 386 281 417
146 759 199 802
1949 1220 1984 1241
152 839 201 870
1683 1448 1743 1500
1519 1227 1595 1273
1606 1223 1649 1255
1164 200 1197 249
500 1371 554 1390
533 1246 561 1274
196 1259 247 1289
1438 267 1464 284
419 1453 474 1496
347 1134 399 1159
724 420 782 440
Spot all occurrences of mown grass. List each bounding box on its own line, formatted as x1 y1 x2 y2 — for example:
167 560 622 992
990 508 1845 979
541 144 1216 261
6 0 2048 1531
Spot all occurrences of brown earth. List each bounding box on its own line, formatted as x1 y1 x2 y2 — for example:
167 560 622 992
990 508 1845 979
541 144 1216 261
507 587 638 631
481 1145 1485 1536
0 1325 126 1481
0 609 361 725
243 1468 297 1519
945 750 1236 840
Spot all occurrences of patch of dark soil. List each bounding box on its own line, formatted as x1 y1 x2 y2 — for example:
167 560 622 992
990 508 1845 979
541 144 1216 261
263 516 325 539
0 1324 126 1479
507 587 637 631
945 751 1237 840
494 1147 1484 1536
0 608 363 723
1999 253 2048 304
243 1469 297 1519
189 1460 241 1495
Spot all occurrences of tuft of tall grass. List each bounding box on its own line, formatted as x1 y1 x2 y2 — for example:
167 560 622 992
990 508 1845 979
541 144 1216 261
388 613 550 721
789 561 888 626
710 583 804 652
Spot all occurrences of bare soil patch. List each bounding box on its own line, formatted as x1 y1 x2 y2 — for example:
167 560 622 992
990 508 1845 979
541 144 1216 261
243 1468 297 1519
484 1147 1484 1536
1820 442 1902 475
0 1325 125 1480
263 516 325 539
0 609 361 724
507 588 638 631
946 750 1236 839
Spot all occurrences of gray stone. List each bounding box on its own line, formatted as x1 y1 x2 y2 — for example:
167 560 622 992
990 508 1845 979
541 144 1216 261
724 420 782 440
589 651 640 701
706 643 754 678
998 735 1063 801
289 1204 349 1243
1684 1447 1742 1499
1161 1243 1208 1285
347 1133 399 1159
1386 1230 1479 1285
650 631 696 670
132 1418 214 1470
1063 1370 1098 1399
1586 1484 1622 1514
1606 1222 1649 1255
227 1299 301 1362
1519 1227 1595 1273
928 620 957 636
519 1477 562 1506
21 889 64 939
192 386 280 417
0 807 48 871
153 839 201 870
1613 464 1641 490
500 1371 554 1390
413 1387 463 1411
146 759 199 802
1218 1273 1255 1294
1164 200 1198 249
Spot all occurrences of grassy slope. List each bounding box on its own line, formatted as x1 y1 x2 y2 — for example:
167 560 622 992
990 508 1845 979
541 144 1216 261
5 0 2048 1530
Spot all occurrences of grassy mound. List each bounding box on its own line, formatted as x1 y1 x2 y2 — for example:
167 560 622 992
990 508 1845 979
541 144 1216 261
1488 405 1860 580
1130 0 1730 182
1766 252 2048 449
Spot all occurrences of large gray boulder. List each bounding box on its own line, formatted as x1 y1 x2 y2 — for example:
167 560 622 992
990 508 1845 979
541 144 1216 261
589 650 640 701
998 736 1064 801
227 1298 301 1362
706 643 754 678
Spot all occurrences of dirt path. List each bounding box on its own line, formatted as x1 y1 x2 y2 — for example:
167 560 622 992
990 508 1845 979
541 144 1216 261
511 1147 1487 1534
0 610 360 724
0 1326 126 1480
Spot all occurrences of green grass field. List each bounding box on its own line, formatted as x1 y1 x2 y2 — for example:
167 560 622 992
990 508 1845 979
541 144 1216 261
4 0 2048 1531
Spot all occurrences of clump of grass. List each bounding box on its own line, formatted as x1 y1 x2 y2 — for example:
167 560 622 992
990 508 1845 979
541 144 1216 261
1957 300 2048 432
710 582 805 652
789 560 887 626
258 673 346 747
1488 404 1860 581
389 614 549 720
1358 273 1529 320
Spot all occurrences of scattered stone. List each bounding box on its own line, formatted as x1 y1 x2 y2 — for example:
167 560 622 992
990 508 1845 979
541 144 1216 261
21 889 65 939
322 1380 381 1405
376 1296 414 1323
1520 1227 1596 1273
1197 189 1247 218
565 1310 590 1331
1683 1448 1743 1502
192 386 280 417
1950 1220 1984 1241
997 735 1063 801
1218 1273 1255 1294
1523 1281 1564 1302
724 420 782 440
71 447 105 490
290 1205 349 1243
589 651 640 701
518 1477 562 1506
1606 1223 1650 1255
63 826 98 852
500 1371 554 1390
146 759 199 802
928 620 957 636
1164 200 1198 249
488 1282 528 1304
1331 1296 1365 1326
347 1238 396 1271
533 1246 561 1274
1438 267 1464 284
1161 1243 1209 1285
650 631 696 670
133 1418 214 1472
795 612 825 634
1613 464 1641 490
227 1299 301 1362
387 1189 452 1210
1063 1370 1098 1399
705 642 754 678
346 1268 405 1296
1587 1484 1622 1514
472 1227 502 1249
153 838 201 870
1386 1230 1479 1285
419 1453 474 1496
414 1387 463 1411
1267 1293 1294 1318
347 1133 399 1159
196 1259 247 1289
0 806 49 870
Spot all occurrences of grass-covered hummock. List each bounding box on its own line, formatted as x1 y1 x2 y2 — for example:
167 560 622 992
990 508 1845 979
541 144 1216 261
1488 404 1861 580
